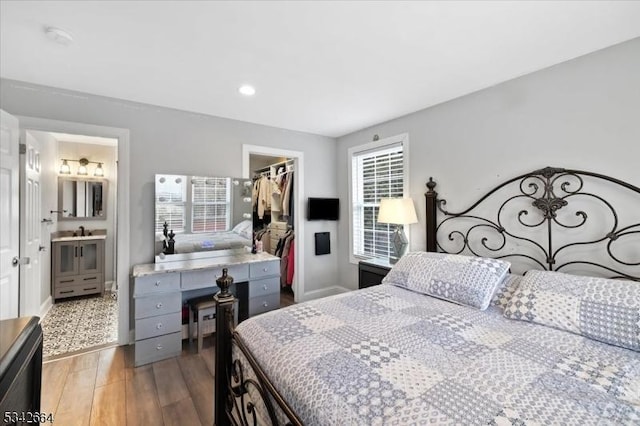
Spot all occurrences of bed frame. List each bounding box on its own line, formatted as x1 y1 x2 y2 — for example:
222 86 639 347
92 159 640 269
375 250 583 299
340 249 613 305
214 166 639 426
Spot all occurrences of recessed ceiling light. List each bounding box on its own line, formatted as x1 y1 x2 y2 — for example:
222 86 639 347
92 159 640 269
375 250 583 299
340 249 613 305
238 85 256 96
44 26 74 46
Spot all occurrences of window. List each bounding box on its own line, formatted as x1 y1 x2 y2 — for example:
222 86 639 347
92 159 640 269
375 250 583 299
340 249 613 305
155 175 232 234
349 134 408 262
191 177 231 232
155 177 186 233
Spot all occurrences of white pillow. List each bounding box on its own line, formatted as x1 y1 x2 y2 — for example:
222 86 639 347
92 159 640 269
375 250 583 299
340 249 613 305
232 220 253 240
382 252 511 310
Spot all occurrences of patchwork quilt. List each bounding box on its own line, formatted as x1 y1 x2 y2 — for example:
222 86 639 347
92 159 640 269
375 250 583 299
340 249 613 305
234 284 640 425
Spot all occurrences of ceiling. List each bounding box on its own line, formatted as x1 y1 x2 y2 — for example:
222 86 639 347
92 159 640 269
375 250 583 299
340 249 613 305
2 1 639 138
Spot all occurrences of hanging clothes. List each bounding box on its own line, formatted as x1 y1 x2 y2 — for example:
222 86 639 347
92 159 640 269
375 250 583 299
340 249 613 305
280 232 294 287
256 175 269 219
286 240 295 286
282 171 293 217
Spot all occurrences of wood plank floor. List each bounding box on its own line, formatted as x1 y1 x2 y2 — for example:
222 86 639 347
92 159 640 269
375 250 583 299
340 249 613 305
42 296 295 425
42 341 216 426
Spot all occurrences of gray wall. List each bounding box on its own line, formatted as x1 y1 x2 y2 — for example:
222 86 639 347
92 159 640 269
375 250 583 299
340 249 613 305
337 38 640 288
0 79 339 295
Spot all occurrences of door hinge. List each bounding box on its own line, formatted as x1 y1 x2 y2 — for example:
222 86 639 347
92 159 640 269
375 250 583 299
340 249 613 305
19 143 27 154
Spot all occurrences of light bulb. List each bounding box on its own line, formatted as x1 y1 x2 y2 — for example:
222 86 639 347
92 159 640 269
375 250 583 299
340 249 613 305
94 163 104 177
59 160 71 174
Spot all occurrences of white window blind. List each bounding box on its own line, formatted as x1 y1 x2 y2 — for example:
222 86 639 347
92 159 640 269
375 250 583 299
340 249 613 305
155 177 186 233
191 177 231 233
352 143 404 259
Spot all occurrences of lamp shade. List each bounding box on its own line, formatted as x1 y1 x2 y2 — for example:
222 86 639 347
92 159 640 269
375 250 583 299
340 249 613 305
377 198 418 225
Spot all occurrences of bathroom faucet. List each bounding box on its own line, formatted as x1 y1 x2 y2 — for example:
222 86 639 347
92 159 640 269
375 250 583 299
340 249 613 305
79 226 85 237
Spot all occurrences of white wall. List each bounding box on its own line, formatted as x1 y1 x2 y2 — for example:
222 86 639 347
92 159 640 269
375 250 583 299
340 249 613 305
0 79 339 296
336 38 640 288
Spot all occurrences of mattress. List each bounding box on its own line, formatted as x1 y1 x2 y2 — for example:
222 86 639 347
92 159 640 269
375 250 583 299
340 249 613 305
234 284 640 425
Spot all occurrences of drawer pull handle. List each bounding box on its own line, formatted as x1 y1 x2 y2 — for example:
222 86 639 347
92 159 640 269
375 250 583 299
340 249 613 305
83 276 97 281
156 323 163 329
262 267 268 272
155 281 160 287
84 287 97 291
262 302 268 307
156 303 163 309
60 279 74 283
156 345 163 351
60 290 74 294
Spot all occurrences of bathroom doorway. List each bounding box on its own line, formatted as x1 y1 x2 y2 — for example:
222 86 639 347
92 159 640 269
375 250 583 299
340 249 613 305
13 114 131 361
23 129 119 358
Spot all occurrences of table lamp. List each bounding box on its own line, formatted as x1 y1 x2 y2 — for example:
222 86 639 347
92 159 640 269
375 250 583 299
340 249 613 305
377 197 418 263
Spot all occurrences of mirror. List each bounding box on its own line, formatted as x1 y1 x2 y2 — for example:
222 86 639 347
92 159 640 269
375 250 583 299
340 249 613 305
58 177 107 220
155 174 254 263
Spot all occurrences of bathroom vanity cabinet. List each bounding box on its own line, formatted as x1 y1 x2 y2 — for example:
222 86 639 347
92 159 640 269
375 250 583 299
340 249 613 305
51 235 105 301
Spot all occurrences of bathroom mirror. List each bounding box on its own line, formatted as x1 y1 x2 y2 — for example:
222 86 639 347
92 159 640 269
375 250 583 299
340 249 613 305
58 177 107 220
155 174 254 263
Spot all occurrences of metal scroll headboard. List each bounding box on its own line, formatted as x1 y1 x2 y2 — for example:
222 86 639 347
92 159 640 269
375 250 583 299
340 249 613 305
425 166 640 280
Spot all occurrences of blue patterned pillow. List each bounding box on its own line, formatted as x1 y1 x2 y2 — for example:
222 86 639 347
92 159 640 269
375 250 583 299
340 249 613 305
382 252 511 310
503 270 640 352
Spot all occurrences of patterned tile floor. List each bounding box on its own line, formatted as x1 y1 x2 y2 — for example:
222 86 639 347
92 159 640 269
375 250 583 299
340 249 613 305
41 293 118 359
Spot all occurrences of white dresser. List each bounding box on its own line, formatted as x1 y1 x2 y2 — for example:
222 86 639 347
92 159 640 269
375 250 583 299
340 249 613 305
269 221 289 255
132 252 280 366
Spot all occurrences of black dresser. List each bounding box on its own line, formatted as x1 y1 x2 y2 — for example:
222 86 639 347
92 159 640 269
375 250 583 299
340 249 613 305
0 317 43 426
358 258 393 289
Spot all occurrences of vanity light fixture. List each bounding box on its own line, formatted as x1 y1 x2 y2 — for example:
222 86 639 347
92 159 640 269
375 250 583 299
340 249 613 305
59 158 105 177
238 84 256 96
77 158 89 176
59 159 71 174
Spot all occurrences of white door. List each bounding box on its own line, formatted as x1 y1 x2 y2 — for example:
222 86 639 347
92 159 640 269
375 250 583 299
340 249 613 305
0 110 20 319
19 131 42 316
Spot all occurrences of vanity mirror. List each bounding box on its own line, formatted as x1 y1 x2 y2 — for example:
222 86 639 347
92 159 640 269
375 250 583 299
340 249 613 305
58 177 107 220
155 174 254 263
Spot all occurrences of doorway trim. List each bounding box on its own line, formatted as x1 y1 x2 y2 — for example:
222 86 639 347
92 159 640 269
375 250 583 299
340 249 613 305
242 144 304 302
17 115 130 345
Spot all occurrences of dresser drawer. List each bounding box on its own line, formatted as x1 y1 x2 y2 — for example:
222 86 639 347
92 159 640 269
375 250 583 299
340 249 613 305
54 283 103 299
134 332 181 367
249 260 280 279
134 273 181 296
271 228 288 240
135 312 182 340
250 276 279 298
270 221 288 231
181 264 248 290
135 292 181 319
248 292 280 317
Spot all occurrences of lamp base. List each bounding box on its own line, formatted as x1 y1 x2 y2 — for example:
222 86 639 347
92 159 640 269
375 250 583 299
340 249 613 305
391 226 408 263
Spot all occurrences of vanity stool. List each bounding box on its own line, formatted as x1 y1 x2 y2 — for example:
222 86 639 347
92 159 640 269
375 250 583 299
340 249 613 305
187 295 217 353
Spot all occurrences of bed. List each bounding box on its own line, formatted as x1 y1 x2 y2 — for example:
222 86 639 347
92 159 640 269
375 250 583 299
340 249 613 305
213 167 639 425
154 220 253 255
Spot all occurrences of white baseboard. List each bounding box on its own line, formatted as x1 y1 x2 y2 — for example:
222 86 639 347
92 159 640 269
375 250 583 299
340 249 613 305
105 280 115 292
39 296 53 319
301 285 350 302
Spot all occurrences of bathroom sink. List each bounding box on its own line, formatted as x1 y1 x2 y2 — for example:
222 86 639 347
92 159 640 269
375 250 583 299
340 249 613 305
51 229 107 242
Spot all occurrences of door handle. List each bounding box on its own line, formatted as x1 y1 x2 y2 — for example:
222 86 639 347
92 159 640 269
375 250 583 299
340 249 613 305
80 246 84 257
12 257 30 266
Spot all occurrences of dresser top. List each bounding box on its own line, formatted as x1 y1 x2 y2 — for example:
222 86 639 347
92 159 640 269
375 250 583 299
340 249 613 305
132 251 279 277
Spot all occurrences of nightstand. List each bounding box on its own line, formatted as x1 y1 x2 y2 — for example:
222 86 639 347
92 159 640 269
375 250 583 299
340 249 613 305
358 258 393 289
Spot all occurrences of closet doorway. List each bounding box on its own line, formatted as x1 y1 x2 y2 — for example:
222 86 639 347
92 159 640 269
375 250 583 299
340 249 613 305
243 145 304 304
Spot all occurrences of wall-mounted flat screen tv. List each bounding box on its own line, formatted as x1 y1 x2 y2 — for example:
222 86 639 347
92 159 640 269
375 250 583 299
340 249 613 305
307 198 339 221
